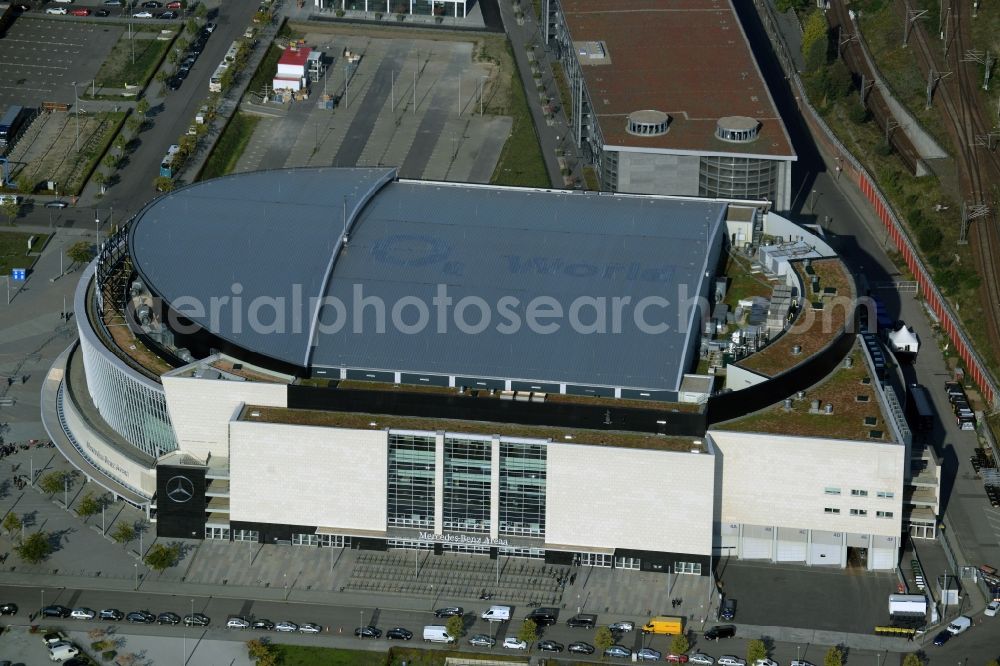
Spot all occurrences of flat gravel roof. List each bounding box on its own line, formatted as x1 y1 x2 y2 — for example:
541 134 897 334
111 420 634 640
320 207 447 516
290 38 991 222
130 168 726 393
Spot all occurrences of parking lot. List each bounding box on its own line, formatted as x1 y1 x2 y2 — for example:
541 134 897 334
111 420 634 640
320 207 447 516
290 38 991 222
0 16 122 109
718 560 898 633
234 31 512 182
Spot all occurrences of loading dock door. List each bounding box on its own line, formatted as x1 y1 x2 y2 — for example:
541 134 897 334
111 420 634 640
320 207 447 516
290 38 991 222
715 523 739 556
808 530 843 566
775 527 807 562
871 535 898 570
740 524 773 560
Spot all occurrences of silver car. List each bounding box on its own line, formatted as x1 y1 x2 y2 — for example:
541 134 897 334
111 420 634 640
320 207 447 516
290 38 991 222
691 653 716 665
638 648 663 661
226 617 250 629
275 620 299 632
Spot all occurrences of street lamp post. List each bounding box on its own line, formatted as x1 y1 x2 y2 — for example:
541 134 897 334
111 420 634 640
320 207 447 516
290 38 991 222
134 562 138 590
71 81 80 153
480 75 487 116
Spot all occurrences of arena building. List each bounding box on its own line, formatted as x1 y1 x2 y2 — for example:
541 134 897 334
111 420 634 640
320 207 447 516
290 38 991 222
44 168 922 576
542 0 797 208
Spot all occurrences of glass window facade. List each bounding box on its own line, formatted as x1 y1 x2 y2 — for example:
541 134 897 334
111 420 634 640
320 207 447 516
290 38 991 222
499 442 546 537
698 156 777 202
443 437 491 533
388 433 436 528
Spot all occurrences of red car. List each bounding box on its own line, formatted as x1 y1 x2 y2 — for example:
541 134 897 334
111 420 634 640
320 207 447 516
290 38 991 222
666 655 690 664
166 0 182 7
70 7 91 15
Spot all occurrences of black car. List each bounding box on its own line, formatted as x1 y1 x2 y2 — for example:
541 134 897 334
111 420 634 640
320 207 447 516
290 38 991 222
42 605 72 618
126 610 156 624
12 3 30 10
719 598 736 621
0 603 17 615
166 76 183 90
96 9 110 15
567 613 596 628
355 625 382 639
252 619 275 630
704 625 736 641
386 627 412 640
434 607 463 618
569 642 596 655
537 640 565 653
159 10 177 18
526 608 558 627
99 609 124 621
141 1 160 6
932 630 951 646
184 613 210 627
157 612 181 625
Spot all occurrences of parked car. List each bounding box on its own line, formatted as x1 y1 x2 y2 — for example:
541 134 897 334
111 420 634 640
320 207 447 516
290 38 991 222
609 620 634 633
42 605 72 618
537 640 564 653
567 613 596 628
569 642 596 655
985 600 1000 617
790 661 815 666
386 627 412 640
42 632 68 646
667 654 690 663
226 616 250 629
70 608 96 620
103 1 123 5
126 611 155 624
717 657 747 666
299 623 322 634
95 9 110 15
133 10 153 17
502 637 527 650
526 608 559 626
99 609 124 621
468 634 495 647
932 630 951 646
157 612 181 625
166 0 181 7
354 625 380 638
639 648 664 661
53 0 74 3
166 76 183 90
45 200 69 208
690 654 716 665
704 625 736 641
251 619 274 630
69 8 91 15
204 21 215 32
605 645 632 659
159 10 177 18
719 598 737 621
0 603 18 615
754 659 778 666
46 7 68 14
141 1 160 7
12 3 31 9
275 621 300 633
183 613 210 626
434 607 463 618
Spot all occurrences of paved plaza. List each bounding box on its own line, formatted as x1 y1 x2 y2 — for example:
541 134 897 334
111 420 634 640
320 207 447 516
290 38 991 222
234 32 511 182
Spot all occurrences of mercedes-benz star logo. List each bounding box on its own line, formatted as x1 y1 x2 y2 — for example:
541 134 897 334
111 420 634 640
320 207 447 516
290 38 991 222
166 475 194 503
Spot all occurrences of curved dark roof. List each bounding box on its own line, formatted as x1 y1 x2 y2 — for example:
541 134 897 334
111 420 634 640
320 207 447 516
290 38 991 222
130 168 726 393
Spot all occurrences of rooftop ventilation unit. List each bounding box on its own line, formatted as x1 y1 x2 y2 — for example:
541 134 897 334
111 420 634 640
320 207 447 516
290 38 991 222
626 110 670 137
716 116 761 143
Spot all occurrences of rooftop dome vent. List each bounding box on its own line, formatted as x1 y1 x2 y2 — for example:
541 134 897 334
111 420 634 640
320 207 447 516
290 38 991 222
716 116 761 143
626 110 670 137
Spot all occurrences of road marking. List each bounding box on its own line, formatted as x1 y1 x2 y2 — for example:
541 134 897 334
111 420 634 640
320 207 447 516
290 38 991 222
0 61 69 71
0 37 85 48
0 84 53 93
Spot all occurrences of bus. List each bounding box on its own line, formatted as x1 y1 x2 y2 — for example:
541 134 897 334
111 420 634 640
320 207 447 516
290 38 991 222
209 62 229 93
224 40 240 64
159 144 181 178
0 105 33 153
905 383 934 432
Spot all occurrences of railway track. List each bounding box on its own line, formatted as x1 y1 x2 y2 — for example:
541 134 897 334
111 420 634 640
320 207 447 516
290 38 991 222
903 0 1000 363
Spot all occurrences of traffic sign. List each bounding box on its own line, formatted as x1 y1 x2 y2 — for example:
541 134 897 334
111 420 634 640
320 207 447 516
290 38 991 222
11 268 26 281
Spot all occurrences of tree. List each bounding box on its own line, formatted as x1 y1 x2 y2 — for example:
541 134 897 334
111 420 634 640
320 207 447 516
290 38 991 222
144 543 181 572
594 626 614 654
155 70 169 85
901 655 921 666
824 647 844 666
517 618 538 646
801 10 829 73
77 492 102 521
985 660 999 666
153 176 174 192
186 18 198 34
177 38 189 53
445 614 465 640
126 116 141 134
775 0 808 10
14 531 52 563
17 175 34 194
136 98 150 117
104 153 119 172
167 50 179 66
246 639 277 666
93 171 107 194
39 470 70 496
195 3 207 19
111 522 136 546
669 633 690 655
113 134 127 154
746 639 767 664
0 196 17 225
2 512 22 537
67 240 95 265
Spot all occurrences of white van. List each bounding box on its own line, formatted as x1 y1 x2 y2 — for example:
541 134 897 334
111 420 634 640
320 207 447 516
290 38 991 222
423 625 455 643
946 616 972 635
481 605 511 622
49 642 80 661
0 194 21 205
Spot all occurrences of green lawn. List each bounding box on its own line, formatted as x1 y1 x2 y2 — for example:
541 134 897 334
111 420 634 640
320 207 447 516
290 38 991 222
491 42 550 188
0 232 43 276
274 646 386 666
199 112 260 180
93 32 176 89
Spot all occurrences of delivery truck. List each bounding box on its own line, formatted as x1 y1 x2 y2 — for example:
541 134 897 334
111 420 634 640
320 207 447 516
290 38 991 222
641 615 684 635
422 626 455 643
481 605 511 622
